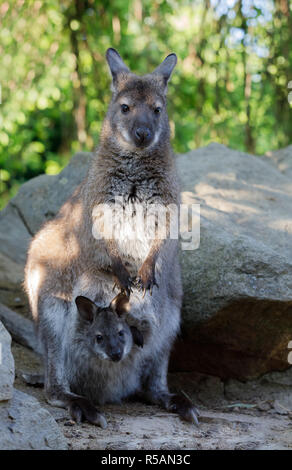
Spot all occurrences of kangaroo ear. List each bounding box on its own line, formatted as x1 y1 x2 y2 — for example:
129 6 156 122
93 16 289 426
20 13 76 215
106 48 130 88
130 326 144 348
75 296 98 323
110 292 130 317
152 53 177 91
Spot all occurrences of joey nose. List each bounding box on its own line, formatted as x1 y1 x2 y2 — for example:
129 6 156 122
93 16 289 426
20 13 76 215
110 350 122 362
135 127 151 145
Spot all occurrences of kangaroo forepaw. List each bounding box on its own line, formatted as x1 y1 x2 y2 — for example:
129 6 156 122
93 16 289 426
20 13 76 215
111 260 135 298
112 276 134 298
113 281 135 299
69 397 107 429
169 393 200 427
134 273 159 298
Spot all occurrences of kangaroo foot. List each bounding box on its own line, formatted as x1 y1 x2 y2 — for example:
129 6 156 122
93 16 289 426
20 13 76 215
168 393 200 426
143 389 199 427
69 396 107 429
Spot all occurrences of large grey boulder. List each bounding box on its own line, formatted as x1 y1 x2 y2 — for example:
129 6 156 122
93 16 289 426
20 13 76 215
0 389 67 449
260 144 292 178
0 321 14 401
172 143 292 378
0 144 292 379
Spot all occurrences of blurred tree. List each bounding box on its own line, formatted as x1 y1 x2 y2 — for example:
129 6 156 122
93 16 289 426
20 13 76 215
0 0 291 208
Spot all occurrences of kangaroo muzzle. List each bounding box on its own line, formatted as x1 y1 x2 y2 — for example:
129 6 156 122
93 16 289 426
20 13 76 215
109 349 123 362
134 126 153 147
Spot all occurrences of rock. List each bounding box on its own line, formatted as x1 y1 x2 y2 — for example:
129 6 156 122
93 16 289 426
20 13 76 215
0 303 41 353
260 145 292 178
1 144 292 379
171 143 292 378
0 321 14 401
0 152 92 306
0 205 31 265
9 152 92 235
225 367 292 410
0 320 63 449
0 389 67 449
0 252 24 290
257 402 271 412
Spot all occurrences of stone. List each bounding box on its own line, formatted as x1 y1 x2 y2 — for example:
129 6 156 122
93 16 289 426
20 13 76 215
0 252 24 290
0 389 68 449
0 321 14 401
225 367 292 410
260 144 292 178
171 143 292 378
9 152 92 235
0 205 31 265
0 303 41 353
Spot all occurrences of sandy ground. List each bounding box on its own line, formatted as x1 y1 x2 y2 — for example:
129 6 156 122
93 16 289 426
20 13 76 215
12 342 292 450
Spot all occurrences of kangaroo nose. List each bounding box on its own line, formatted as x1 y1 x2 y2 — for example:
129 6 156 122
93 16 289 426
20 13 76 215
110 350 122 362
135 127 151 144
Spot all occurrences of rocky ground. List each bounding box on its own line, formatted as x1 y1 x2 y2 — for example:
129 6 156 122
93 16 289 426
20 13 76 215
11 341 292 450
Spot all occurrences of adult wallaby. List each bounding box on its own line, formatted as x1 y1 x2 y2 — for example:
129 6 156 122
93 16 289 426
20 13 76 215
24 48 198 425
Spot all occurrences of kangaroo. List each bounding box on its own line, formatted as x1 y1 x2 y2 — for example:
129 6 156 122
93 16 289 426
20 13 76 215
24 48 198 425
68 293 143 428
22 291 144 427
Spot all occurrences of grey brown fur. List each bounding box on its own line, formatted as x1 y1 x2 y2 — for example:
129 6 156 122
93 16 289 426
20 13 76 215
24 48 198 426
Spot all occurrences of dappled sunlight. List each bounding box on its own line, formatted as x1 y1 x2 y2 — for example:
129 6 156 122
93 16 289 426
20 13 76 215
267 218 292 235
252 182 292 197
179 144 292 263
181 191 201 205
202 197 261 216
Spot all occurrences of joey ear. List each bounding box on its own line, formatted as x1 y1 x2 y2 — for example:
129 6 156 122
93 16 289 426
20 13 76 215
130 326 144 348
110 292 130 317
152 53 177 91
75 296 98 323
106 48 130 87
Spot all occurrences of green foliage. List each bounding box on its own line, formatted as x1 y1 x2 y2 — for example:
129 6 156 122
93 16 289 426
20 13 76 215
0 0 291 208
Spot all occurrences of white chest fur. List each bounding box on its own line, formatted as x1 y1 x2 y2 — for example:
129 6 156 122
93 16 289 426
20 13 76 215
92 200 153 262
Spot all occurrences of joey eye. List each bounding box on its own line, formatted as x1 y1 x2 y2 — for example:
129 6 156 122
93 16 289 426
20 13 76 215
96 334 103 343
118 330 124 337
121 104 129 113
154 107 161 114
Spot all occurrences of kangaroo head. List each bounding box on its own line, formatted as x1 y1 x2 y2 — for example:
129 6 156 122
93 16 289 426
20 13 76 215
103 48 177 153
75 293 143 362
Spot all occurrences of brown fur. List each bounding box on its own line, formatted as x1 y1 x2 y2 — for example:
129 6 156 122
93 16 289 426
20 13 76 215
25 52 180 310
23 49 198 426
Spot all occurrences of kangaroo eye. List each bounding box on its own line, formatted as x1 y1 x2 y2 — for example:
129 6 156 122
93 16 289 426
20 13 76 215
121 104 129 113
118 330 124 337
154 107 161 114
96 334 103 342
